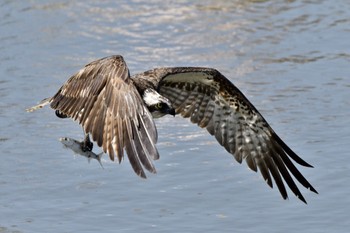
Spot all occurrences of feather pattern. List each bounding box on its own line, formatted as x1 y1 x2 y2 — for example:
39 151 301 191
132 66 317 203
29 55 317 203
50 55 158 178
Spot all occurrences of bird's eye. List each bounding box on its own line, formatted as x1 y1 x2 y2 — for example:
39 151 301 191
156 103 163 109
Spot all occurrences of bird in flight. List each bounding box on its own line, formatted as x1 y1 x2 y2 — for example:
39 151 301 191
27 55 317 203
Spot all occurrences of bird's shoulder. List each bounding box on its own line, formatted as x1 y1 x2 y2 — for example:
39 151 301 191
132 67 230 94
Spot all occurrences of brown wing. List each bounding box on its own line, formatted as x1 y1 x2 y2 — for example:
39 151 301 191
155 67 317 203
50 55 159 178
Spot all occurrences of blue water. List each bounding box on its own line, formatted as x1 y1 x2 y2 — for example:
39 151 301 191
1 1 350 232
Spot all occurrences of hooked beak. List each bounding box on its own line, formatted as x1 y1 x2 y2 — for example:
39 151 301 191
167 107 176 117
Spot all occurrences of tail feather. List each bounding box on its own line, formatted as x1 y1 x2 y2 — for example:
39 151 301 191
26 97 51 112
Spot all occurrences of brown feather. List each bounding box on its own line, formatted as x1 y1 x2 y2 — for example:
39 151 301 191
137 66 318 203
49 55 158 177
45 55 317 203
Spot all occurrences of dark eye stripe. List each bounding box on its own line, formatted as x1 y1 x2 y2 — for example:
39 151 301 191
148 103 168 112
158 103 167 108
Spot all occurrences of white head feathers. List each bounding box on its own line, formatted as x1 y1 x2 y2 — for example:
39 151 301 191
142 88 171 106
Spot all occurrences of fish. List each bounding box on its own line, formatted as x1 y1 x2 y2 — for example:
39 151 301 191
59 137 104 169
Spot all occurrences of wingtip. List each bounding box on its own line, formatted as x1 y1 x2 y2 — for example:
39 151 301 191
272 132 315 168
138 170 147 179
309 186 318 194
148 166 157 175
299 196 308 204
286 193 308 204
303 162 314 168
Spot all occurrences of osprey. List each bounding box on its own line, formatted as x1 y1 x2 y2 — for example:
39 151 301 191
27 55 317 203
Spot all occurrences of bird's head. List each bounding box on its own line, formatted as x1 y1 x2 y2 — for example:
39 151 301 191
142 88 176 118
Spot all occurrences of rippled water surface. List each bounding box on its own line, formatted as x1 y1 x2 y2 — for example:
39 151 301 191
1 1 350 232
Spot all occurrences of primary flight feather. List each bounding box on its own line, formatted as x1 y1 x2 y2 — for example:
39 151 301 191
27 55 318 203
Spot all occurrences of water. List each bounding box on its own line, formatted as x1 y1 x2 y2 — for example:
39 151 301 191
1 0 350 232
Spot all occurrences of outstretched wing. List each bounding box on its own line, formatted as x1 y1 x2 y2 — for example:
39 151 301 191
50 55 159 178
153 67 317 203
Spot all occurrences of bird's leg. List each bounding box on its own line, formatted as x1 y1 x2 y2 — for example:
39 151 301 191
82 133 93 152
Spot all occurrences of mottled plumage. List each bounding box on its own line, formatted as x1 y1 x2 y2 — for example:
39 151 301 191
27 55 317 203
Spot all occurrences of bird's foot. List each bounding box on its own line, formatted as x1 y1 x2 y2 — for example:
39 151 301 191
82 134 93 152
55 110 68 118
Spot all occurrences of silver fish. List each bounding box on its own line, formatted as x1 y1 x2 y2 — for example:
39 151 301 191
59 137 104 169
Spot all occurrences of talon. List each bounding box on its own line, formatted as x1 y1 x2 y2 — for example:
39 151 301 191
55 110 68 118
82 134 93 152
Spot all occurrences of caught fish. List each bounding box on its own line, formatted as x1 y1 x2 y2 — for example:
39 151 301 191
59 137 104 169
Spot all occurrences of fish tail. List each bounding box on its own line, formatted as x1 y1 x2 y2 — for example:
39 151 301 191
97 152 104 169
